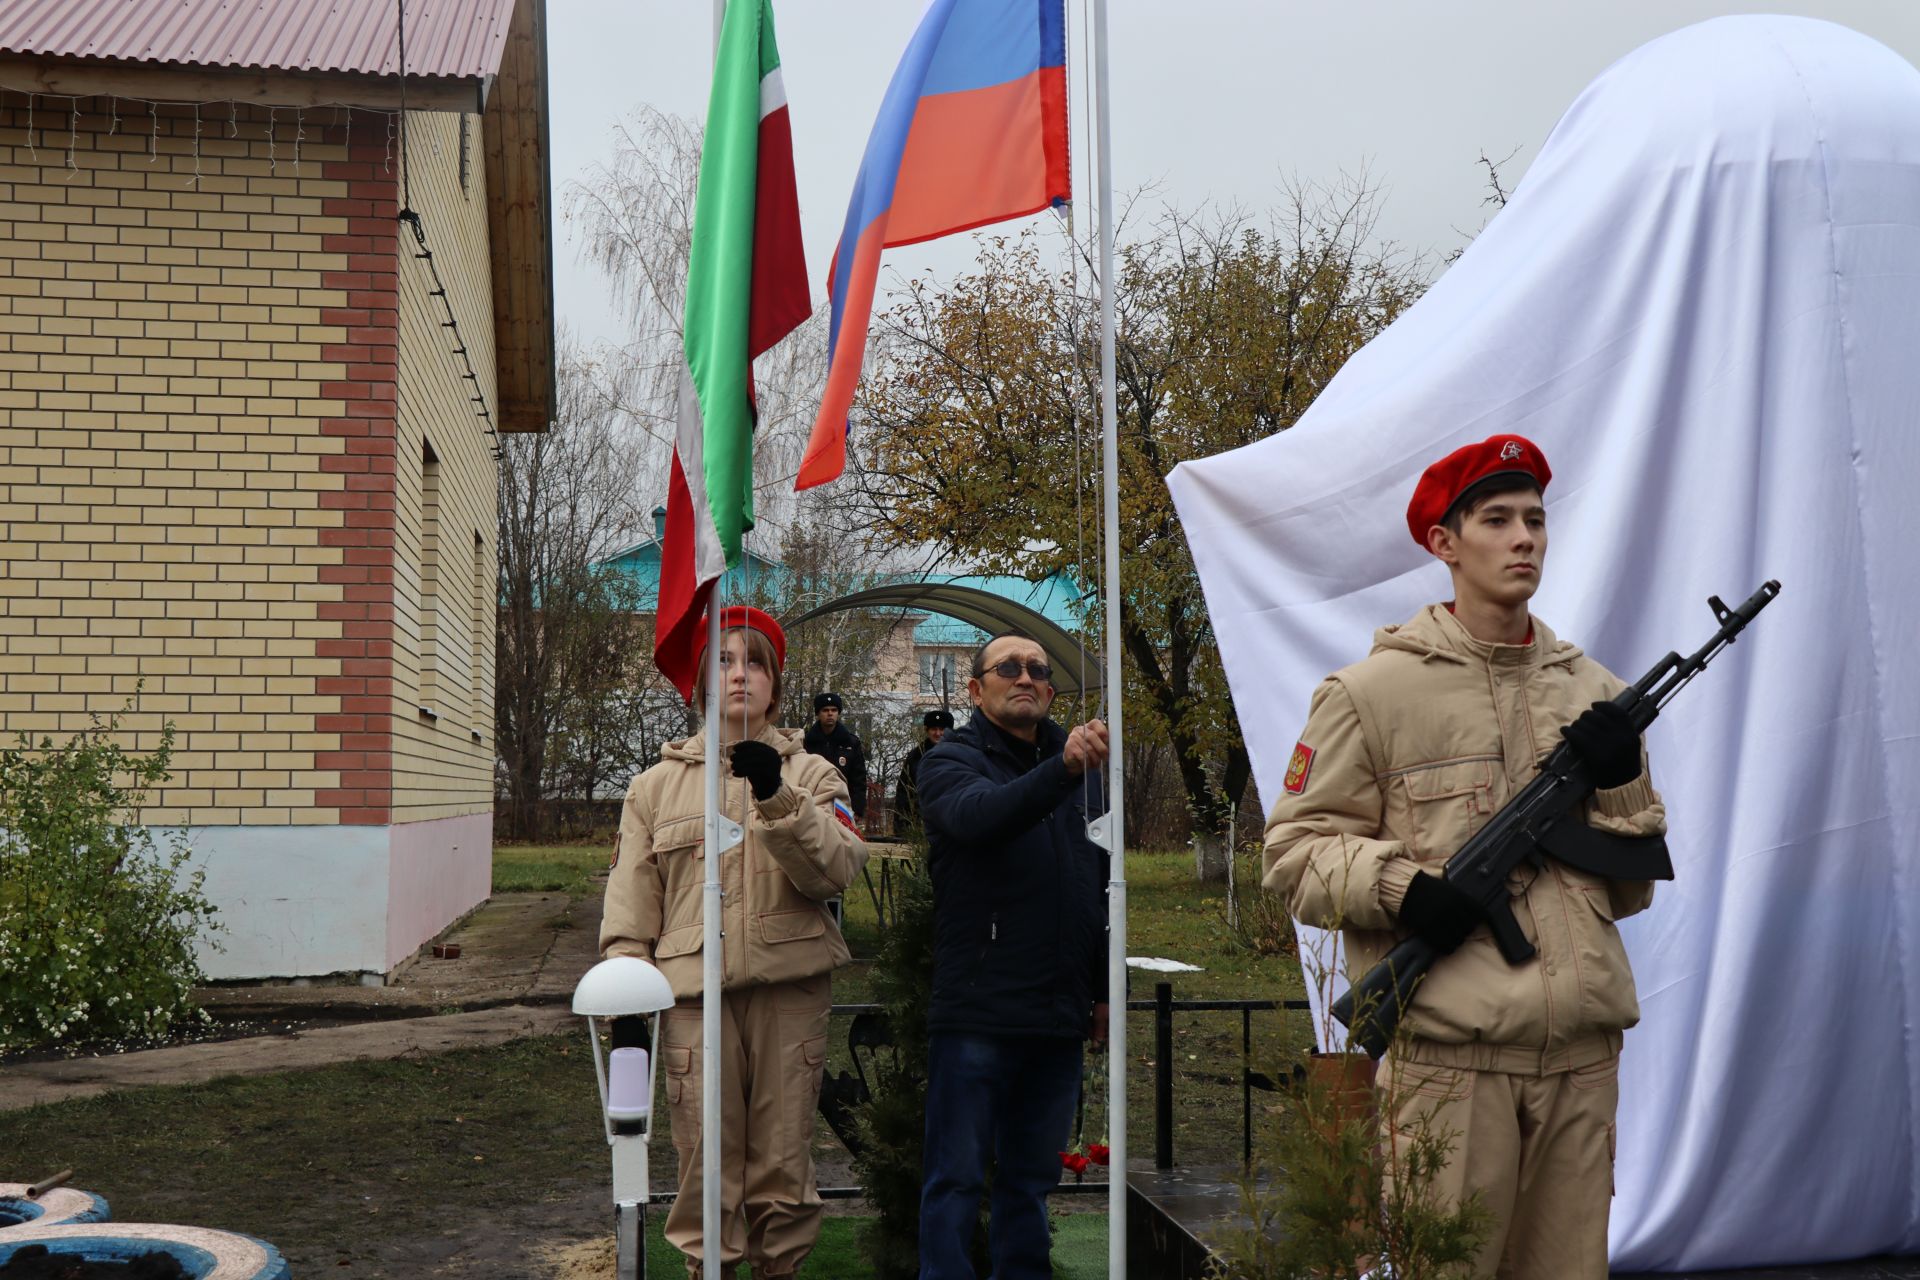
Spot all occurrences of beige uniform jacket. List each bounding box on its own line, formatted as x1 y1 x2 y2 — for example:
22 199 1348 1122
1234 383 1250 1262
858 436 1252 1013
1264 605 1666 1075
601 725 868 1000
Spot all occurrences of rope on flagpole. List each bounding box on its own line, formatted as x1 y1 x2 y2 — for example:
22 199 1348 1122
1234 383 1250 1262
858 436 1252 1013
1091 1 1129 1271
700 13 729 1280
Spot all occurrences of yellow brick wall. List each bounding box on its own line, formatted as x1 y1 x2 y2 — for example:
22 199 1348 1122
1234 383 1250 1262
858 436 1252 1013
390 110 496 823
0 89 495 828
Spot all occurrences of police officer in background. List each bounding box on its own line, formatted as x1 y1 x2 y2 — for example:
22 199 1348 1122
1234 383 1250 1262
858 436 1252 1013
892 708 954 836
803 692 868 820
1264 433 1665 1280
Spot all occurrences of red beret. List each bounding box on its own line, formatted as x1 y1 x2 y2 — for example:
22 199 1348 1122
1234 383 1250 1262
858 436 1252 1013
1406 433 1552 547
698 605 787 669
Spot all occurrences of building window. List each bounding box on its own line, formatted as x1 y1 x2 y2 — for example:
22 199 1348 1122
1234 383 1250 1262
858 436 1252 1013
919 650 959 697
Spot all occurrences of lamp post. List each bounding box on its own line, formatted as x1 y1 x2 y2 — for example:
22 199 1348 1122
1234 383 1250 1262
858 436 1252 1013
574 955 678 1280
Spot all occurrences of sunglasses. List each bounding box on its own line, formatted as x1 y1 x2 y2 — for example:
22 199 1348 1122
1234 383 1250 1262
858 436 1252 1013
983 659 1053 683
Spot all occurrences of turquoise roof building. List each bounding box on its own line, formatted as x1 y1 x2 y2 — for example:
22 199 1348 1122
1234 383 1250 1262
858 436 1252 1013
601 509 1087 647
598 508 788 609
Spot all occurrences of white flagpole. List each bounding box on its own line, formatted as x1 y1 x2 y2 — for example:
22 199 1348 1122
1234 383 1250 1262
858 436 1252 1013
1092 0 1128 1271
700 606 725 1280
701 12 727 1280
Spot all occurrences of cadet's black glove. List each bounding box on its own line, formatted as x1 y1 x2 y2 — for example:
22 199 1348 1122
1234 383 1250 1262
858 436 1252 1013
729 740 784 802
1398 871 1483 954
1559 699 1643 789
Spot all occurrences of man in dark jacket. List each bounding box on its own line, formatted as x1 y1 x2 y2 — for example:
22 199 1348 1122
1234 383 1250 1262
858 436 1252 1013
802 691 868 818
916 632 1110 1280
891 708 953 836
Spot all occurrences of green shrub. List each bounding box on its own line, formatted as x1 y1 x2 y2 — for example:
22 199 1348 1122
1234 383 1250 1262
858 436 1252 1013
1221 846 1298 958
0 706 220 1054
850 844 990 1277
1207 1048 1489 1279
1207 870 1490 1280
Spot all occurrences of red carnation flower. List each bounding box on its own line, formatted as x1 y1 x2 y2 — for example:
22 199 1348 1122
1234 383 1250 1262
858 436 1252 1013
1087 1143 1110 1166
1061 1152 1091 1174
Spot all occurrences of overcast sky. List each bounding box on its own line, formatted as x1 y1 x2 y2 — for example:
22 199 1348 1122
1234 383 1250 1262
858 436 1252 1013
547 1 1920 348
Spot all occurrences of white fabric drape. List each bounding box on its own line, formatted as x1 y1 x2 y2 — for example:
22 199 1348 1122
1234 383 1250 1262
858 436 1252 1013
1167 15 1920 1270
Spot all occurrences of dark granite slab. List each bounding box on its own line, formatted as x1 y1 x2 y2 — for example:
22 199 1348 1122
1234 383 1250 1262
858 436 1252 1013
1124 1166 1920 1280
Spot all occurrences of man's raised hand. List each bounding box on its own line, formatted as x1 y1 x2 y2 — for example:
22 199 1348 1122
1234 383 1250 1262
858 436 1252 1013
1064 719 1110 776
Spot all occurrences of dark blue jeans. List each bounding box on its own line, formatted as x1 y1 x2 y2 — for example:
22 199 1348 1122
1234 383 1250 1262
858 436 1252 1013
919 1031 1084 1280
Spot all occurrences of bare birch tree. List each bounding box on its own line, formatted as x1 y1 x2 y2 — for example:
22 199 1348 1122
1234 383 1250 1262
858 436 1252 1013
564 106 829 542
495 342 661 838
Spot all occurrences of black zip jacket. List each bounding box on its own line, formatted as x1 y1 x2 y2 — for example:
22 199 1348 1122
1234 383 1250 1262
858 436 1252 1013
918 714 1109 1039
893 743 927 834
802 721 868 817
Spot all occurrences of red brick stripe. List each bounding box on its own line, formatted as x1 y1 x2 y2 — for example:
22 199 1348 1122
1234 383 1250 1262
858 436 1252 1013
317 137 400 825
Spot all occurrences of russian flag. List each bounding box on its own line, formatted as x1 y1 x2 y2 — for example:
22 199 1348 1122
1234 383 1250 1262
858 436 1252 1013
795 0 1069 491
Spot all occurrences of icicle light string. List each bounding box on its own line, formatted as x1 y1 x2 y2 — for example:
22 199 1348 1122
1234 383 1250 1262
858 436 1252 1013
2 84 486 454
396 0 413 209
400 209 501 457
392 1 497 457
3 87 388 184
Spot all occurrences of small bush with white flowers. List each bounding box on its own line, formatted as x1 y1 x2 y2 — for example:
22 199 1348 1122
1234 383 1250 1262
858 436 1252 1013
0 705 218 1054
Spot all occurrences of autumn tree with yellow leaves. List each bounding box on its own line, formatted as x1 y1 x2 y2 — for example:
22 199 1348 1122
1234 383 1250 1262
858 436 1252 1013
851 181 1428 878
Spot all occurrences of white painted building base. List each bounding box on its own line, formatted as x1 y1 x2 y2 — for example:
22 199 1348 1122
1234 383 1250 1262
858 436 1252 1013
172 812 493 981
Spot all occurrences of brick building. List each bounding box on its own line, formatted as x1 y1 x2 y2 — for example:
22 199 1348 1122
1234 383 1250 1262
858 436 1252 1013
0 0 554 979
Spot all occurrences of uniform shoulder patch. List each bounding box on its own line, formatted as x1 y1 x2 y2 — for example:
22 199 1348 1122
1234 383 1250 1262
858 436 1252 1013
1283 741 1316 795
833 798 864 838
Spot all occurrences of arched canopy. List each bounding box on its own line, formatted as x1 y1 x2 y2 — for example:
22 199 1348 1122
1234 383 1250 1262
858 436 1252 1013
787 583 1103 698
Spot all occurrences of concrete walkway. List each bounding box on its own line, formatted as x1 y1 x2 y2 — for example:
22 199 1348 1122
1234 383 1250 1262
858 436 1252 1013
199 889 603 1017
0 890 603 1115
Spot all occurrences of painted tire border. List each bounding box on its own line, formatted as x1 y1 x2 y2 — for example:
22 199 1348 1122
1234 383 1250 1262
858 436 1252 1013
0 1183 111 1230
0 1222 290 1280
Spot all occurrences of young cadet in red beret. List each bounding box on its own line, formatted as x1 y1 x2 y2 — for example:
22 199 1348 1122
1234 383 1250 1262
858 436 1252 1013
602 606 868 1280
1263 434 1665 1279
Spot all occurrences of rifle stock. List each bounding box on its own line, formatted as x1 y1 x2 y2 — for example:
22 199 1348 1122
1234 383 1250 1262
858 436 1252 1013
1328 580 1781 1059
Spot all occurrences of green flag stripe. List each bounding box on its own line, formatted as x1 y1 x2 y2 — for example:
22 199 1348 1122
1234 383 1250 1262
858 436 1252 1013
683 0 770 568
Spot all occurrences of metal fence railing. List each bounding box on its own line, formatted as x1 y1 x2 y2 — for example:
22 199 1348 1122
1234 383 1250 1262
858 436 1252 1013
1126 982 1314 1169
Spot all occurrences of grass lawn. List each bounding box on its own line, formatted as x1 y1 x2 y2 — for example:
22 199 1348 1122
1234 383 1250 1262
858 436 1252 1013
0 840 1311 1273
638 1210 1109 1276
0 845 1305 1276
493 840 615 895
496 840 1316 1173
0 1035 611 1277
0 1027 1109 1278
1117 848 1317 1171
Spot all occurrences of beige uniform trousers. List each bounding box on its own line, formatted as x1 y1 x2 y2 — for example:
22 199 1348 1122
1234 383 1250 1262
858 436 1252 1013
661 973 831 1279
1382 1053 1619 1280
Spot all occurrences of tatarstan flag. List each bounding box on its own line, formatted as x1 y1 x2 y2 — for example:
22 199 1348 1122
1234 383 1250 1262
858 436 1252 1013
656 0 811 700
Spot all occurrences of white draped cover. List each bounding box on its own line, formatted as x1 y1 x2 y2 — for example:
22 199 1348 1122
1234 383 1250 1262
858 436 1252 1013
1166 15 1920 1270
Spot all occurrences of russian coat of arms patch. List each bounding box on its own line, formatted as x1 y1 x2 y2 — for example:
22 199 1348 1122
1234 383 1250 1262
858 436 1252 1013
1283 742 1315 795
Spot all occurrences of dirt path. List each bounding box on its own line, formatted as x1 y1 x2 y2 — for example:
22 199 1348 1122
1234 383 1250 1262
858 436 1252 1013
0 893 603 1113
0 1004 576 1113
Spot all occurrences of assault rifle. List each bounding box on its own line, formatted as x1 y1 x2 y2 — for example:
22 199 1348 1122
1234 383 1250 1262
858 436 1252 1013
1332 579 1782 1058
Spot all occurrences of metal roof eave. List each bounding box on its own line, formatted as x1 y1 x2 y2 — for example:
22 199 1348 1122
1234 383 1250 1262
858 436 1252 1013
787 582 1103 698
